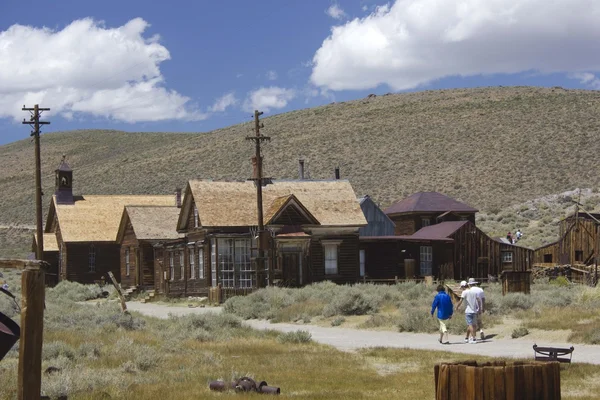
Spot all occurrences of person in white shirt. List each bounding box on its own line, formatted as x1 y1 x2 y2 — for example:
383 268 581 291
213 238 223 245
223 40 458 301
467 278 486 340
455 280 481 344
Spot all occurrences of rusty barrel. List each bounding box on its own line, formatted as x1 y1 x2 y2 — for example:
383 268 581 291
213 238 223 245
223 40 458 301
0 311 20 361
434 360 561 400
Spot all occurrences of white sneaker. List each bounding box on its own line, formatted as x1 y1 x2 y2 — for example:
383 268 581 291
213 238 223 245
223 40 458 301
464 338 469 343
468 338 477 344
480 331 485 340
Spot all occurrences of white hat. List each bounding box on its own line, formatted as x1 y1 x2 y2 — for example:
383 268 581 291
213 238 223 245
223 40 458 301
468 278 478 285
460 280 468 287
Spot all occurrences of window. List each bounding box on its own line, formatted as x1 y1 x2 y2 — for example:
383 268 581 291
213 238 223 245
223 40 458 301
419 246 433 276
189 247 195 279
421 218 431 227
322 240 341 275
575 250 583 262
217 238 255 289
169 251 174 281
501 251 513 263
236 239 254 288
193 205 199 228
88 244 96 272
180 250 185 280
544 254 553 263
125 248 130 276
359 249 365 277
198 247 205 279
211 241 217 287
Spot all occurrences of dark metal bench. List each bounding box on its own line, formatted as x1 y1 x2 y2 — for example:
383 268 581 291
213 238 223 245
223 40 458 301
533 344 574 363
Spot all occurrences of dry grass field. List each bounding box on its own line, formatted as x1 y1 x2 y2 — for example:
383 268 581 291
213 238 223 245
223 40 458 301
1 86 600 256
1 270 600 399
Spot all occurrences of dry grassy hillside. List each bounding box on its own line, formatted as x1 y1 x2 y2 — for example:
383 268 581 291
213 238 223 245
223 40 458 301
1 86 600 255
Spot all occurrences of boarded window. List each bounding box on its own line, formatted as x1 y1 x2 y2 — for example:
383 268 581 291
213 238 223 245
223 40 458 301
420 246 433 276
322 241 341 275
88 245 96 273
198 247 205 280
189 247 195 279
169 251 174 281
544 254 553 263
501 251 513 263
125 248 130 276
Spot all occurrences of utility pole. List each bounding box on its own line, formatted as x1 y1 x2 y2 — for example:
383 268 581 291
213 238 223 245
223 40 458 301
23 104 50 261
246 110 271 287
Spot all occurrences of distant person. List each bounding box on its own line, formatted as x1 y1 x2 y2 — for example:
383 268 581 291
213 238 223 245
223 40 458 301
455 280 481 344
468 278 486 340
516 229 522 241
506 232 513 244
430 284 453 344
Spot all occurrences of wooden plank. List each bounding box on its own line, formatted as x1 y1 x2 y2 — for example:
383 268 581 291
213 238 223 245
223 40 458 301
522 365 534 400
458 365 467 399
434 364 440 394
449 364 459 400
0 259 46 270
464 366 476 400
107 271 128 312
437 364 449 400
505 364 516 400
552 362 561 400
483 366 495 400
494 366 506 399
533 364 544 399
18 267 45 400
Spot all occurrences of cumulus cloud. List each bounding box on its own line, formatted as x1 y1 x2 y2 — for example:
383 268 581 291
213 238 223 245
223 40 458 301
311 0 600 91
326 4 347 20
243 87 296 112
266 70 278 80
569 72 600 89
0 18 204 122
208 92 238 112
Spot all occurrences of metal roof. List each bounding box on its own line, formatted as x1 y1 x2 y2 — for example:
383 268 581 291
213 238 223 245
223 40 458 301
384 192 478 215
410 220 469 240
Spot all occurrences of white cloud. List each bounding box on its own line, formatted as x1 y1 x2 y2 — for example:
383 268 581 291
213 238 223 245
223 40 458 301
243 87 296 112
0 18 203 122
326 4 346 20
311 0 600 91
208 92 238 113
266 70 278 81
569 72 600 89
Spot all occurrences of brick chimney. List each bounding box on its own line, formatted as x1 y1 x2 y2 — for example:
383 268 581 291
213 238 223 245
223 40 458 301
335 166 340 180
298 158 305 180
175 188 182 208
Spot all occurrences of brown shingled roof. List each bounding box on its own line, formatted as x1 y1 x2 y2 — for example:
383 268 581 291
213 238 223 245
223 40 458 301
118 206 183 242
383 192 478 215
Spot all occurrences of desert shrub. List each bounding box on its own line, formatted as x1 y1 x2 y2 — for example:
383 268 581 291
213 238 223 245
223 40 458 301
111 312 146 331
151 312 252 342
398 308 437 333
46 281 104 302
331 317 345 326
498 293 534 311
359 314 397 329
277 330 312 344
511 327 529 339
550 276 570 287
78 342 101 359
43 341 76 361
322 288 379 317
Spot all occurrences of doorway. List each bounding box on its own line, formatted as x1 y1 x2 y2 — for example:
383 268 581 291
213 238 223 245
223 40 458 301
282 252 303 286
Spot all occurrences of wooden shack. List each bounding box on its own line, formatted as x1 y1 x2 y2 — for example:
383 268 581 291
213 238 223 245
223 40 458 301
501 270 532 295
534 211 600 268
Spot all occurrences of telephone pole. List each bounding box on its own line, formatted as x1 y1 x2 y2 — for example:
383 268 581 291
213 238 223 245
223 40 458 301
247 110 271 287
23 104 50 260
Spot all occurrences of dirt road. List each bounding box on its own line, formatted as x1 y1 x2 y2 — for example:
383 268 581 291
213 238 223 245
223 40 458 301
126 302 600 365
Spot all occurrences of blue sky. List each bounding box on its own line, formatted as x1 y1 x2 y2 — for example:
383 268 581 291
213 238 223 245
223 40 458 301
1 0 600 146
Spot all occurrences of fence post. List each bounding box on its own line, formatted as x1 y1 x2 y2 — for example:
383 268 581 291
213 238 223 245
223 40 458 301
107 272 127 312
18 265 45 400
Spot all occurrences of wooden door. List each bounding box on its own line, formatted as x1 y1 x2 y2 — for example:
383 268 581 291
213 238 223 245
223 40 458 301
282 253 301 286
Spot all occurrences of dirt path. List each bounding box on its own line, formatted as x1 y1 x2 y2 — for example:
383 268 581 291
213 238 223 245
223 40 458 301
126 302 600 365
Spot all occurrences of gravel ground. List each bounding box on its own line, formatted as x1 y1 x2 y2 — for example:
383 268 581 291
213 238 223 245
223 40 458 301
126 301 600 365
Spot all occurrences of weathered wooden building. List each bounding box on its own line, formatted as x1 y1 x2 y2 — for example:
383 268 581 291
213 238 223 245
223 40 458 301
32 233 59 285
116 205 183 289
42 158 174 284
154 179 367 297
533 212 600 267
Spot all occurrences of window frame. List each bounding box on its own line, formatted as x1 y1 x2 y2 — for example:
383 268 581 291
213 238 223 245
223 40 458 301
198 247 205 280
421 218 431 227
193 204 199 228
419 245 433 276
180 250 185 281
169 251 174 281
189 247 196 280
125 248 130 276
88 244 96 273
322 240 342 275
501 251 514 263
359 249 366 277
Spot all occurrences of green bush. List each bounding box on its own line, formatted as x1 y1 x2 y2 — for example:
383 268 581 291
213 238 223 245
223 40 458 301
43 341 77 361
511 327 529 339
46 281 104 302
277 330 312 344
550 276 570 287
331 317 345 326
499 293 534 311
398 308 437 333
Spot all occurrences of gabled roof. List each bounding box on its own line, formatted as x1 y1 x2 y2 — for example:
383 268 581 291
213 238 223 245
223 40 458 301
384 192 478 215
178 179 366 229
48 195 174 242
410 221 470 240
264 194 320 226
117 206 183 243
33 233 59 252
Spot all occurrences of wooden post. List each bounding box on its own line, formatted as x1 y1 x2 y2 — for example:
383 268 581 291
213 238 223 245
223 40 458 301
107 271 128 312
18 264 45 400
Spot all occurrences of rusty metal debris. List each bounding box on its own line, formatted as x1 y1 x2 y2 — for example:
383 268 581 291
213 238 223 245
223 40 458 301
0 287 20 362
209 377 280 395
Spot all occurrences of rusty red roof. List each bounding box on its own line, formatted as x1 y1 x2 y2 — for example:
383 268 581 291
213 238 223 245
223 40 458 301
360 235 453 243
410 220 469 240
383 192 478 215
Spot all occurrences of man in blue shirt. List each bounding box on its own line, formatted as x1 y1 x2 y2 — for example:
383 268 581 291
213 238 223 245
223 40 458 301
431 284 453 344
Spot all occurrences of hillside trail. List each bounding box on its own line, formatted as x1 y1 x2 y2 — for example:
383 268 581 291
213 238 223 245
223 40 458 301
125 302 600 365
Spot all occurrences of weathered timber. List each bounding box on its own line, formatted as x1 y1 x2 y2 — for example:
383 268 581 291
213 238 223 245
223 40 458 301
107 271 128 312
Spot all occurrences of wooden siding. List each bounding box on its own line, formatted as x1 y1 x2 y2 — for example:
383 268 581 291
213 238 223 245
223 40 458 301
65 242 120 284
119 219 139 288
309 234 360 284
359 197 396 237
533 217 599 266
390 212 476 236
393 216 417 235
361 241 402 279
155 240 210 297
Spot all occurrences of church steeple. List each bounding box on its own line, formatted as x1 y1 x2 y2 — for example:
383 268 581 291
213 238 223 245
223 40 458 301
55 155 74 204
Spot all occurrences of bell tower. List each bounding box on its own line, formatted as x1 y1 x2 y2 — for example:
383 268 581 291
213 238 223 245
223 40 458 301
55 155 74 205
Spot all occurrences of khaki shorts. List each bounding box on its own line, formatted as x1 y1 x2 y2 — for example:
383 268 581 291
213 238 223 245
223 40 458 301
438 318 449 333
